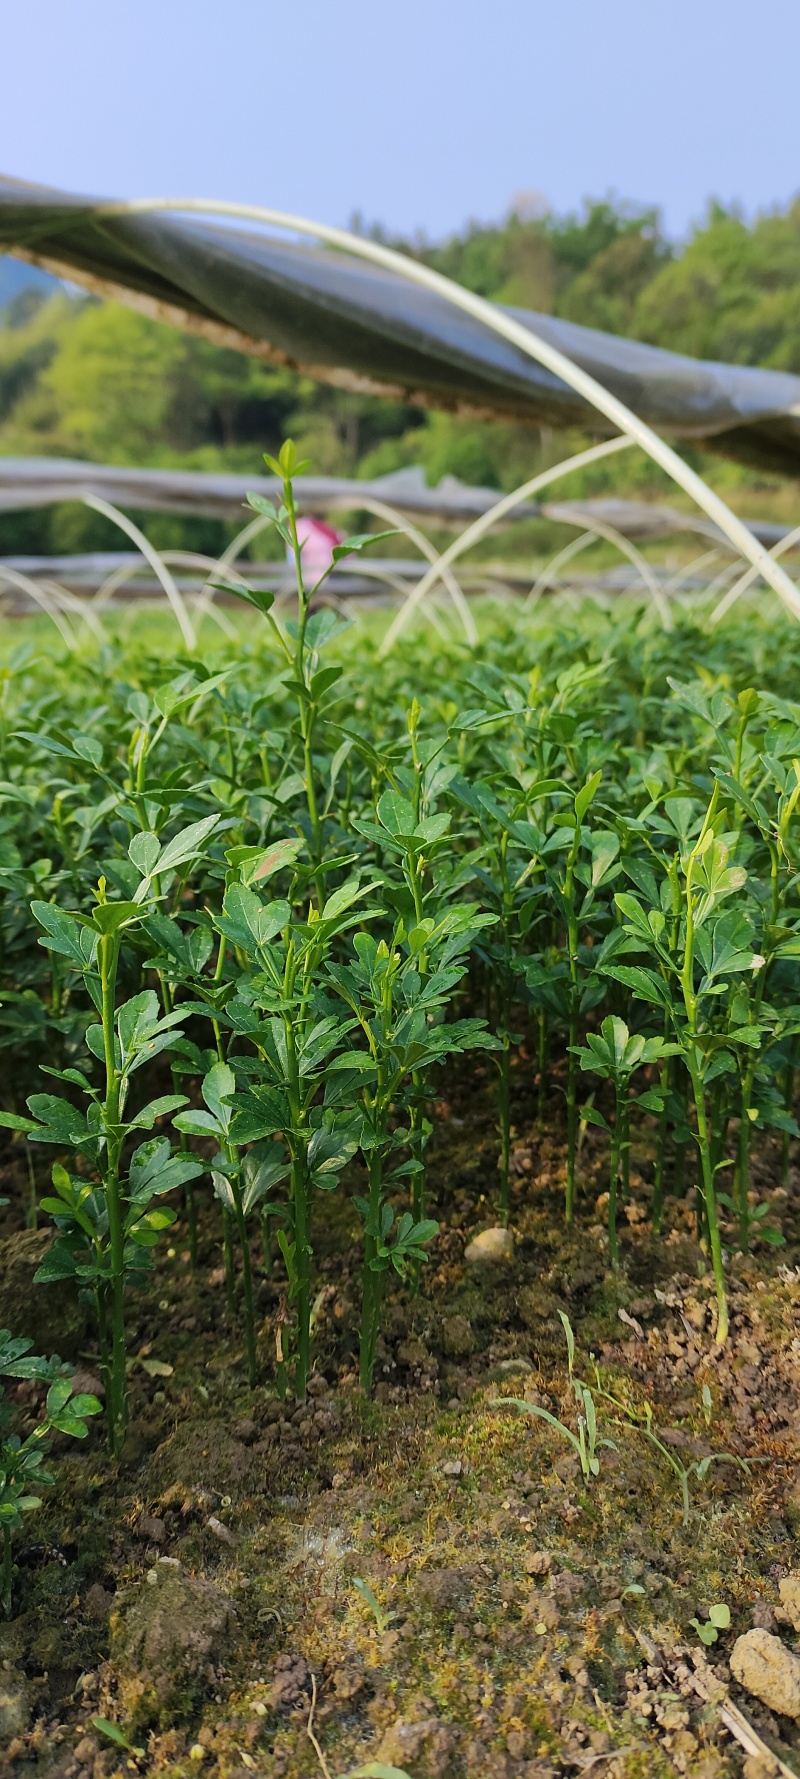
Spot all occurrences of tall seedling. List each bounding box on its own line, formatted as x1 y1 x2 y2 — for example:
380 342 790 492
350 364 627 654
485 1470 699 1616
448 769 540 1224
351 749 487 1234
223 439 396 906
572 1015 678 1267
207 863 378 1396
550 771 605 1223
608 787 761 1340
327 904 497 1387
0 819 217 1451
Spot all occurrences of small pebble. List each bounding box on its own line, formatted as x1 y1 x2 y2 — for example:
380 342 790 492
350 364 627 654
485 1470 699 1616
136 1513 166 1544
207 1516 236 1546
464 1226 514 1264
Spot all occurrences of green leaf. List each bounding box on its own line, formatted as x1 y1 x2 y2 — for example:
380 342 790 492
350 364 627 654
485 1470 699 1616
31 901 95 969
202 1061 236 1127
91 1718 144 1756
26 1095 95 1151
330 529 399 563
129 1094 189 1130
580 1105 609 1130
128 1137 203 1201
321 879 374 923
0 1110 39 1132
155 814 220 876
216 581 277 621
129 831 161 877
376 790 417 837
601 963 672 1009
218 883 289 953
247 838 304 883
574 771 602 825
89 901 140 936
45 1376 73 1417
590 830 620 887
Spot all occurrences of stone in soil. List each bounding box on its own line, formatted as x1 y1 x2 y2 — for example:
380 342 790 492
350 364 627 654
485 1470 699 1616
0 1676 30 1742
730 1628 800 1719
463 1227 514 1264
440 1313 475 1357
376 1714 457 1777
109 1560 234 1729
778 1572 800 1631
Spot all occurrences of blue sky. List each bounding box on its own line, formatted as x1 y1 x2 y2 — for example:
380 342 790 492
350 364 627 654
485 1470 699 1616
2 0 799 243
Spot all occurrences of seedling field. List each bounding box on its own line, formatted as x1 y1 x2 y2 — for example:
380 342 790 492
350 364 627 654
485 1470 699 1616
0 448 799 1777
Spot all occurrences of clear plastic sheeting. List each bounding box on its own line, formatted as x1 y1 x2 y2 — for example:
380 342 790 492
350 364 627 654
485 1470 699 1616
3 174 800 477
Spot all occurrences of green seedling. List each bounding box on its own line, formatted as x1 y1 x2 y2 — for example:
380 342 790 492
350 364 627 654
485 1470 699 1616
0 815 217 1453
492 1313 616 1482
353 1576 397 1636
572 1014 678 1267
92 1717 145 1757
590 1366 754 1524
208 853 407 1395
327 902 496 1388
690 1602 731 1645
0 1330 101 1615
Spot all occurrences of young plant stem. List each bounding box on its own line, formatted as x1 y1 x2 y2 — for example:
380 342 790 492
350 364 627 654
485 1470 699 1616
608 1090 622 1270
652 1057 670 1236
1 1525 11 1617
496 832 513 1225
406 706 430 1254
733 956 768 1250
210 936 236 1309
782 1059 795 1187
680 795 729 1344
735 1069 755 1250
222 1213 236 1314
283 936 312 1399
283 474 325 909
261 1205 273 1273
359 1148 384 1391
24 1146 37 1231
290 1150 311 1397
98 929 128 1455
564 825 581 1224
498 1039 511 1225
228 1165 256 1387
537 1009 547 1131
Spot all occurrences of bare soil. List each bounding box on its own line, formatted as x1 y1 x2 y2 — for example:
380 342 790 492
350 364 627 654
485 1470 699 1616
2 1054 800 1779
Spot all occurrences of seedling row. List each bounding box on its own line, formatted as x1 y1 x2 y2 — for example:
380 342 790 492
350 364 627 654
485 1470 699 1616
1 446 798 1603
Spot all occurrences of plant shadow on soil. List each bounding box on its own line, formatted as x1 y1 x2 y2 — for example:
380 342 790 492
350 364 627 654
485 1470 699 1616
1 1049 800 1779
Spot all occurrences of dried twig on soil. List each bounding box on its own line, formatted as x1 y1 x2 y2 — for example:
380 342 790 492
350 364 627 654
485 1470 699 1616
636 1630 798 1777
307 1674 334 1779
